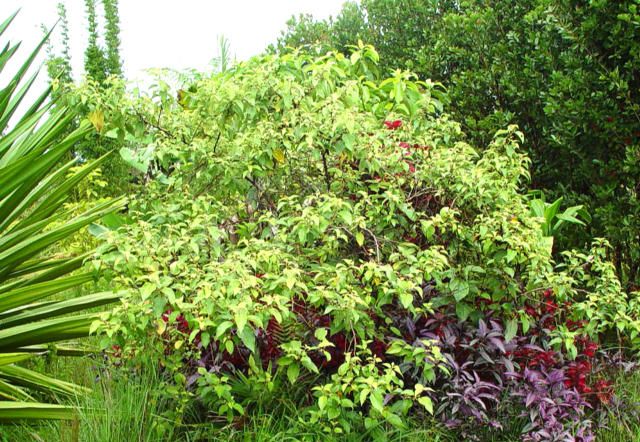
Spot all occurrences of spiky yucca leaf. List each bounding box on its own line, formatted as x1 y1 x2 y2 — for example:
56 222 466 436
0 12 124 420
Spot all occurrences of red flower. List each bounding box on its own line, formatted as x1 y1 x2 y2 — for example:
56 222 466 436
513 347 557 368
161 310 190 333
384 120 402 130
530 350 556 368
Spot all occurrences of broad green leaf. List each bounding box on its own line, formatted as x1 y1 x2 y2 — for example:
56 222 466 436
216 320 234 339
234 307 247 332
450 279 469 302
0 292 119 329
286 362 299 384
237 326 256 353
87 109 104 133
418 396 434 414
273 148 285 164
504 319 518 343
369 390 384 413
455 303 473 321
0 313 99 350
399 291 413 309
0 365 88 396
0 402 74 421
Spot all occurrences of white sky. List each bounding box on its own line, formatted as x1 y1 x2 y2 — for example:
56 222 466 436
1 0 345 87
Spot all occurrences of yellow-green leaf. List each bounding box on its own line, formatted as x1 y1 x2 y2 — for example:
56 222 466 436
88 109 104 133
273 148 285 164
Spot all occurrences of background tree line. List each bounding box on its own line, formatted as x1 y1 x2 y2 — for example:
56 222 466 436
46 0 123 84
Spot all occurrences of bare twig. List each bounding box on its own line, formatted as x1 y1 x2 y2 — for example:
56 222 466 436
320 148 331 192
135 109 176 140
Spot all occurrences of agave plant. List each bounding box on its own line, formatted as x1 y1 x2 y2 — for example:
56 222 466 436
0 12 123 419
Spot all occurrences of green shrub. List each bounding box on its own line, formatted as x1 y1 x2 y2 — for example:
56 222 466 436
94 47 637 436
277 0 640 286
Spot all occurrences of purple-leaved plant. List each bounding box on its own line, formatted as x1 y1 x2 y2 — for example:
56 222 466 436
509 367 593 442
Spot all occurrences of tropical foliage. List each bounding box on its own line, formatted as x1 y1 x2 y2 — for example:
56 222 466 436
90 46 640 439
3 2 640 441
0 12 122 420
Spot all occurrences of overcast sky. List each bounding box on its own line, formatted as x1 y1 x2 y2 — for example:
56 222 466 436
1 0 345 87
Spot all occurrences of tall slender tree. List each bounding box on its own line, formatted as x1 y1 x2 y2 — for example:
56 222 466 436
58 3 72 77
43 3 73 84
84 0 107 83
103 0 123 77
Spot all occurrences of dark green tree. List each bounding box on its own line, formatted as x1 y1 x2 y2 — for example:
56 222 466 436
273 14 333 53
331 1 369 52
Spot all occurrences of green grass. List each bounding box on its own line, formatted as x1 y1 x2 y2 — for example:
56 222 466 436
0 354 452 442
1 356 638 442
599 370 640 442
0 356 175 442
72 364 175 442
175 405 453 442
